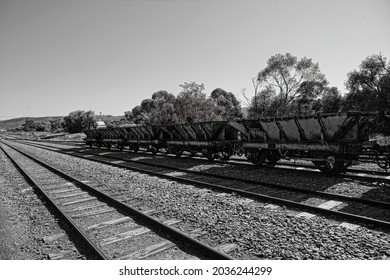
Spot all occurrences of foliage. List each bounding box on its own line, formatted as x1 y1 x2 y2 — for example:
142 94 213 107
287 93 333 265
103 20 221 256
255 53 328 115
151 90 177 124
175 82 214 123
19 118 52 132
247 86 277 118
62 110 96 133
49 119 63 132
343 53 390 133
98 115 130 128
126 82 243 125
124 111 133 122
210 88 243 120
35 121 51 132
344 54 390 112
128 90 177 125
21 118 38 132
320 87 343 113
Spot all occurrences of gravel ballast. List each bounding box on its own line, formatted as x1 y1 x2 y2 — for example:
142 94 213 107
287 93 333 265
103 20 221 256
5 141 390 259
24 141 390 203
0 147 99 260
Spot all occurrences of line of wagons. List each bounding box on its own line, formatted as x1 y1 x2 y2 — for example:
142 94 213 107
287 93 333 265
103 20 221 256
83 112 390 173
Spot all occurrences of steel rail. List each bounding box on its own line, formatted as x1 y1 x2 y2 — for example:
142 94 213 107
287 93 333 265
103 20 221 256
10 140 390 231
261 161 390 177
87 152 390 209
82 142 390 180
18 140 390 209
19 139 390 181
0 144 108 260
1 141 233 260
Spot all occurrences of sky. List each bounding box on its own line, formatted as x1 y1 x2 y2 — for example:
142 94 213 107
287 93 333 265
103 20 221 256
0 0 389 120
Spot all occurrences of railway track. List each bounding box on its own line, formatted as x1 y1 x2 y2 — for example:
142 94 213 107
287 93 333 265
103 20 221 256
36 138 381 165
9 139 390 232
225 157 389 177
0 147 98 260
20 139 390 183
0 141 234 260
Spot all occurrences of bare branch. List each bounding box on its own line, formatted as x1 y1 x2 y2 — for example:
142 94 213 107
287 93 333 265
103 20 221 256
238 88 252 108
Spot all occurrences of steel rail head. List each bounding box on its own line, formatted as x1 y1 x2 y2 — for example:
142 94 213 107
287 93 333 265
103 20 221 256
1 141 233 260
16 140 390 231
32 140 390 209
14 138 390 187
0 143 109 260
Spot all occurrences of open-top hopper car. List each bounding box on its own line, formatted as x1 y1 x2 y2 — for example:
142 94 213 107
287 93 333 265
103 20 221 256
83 112 389 173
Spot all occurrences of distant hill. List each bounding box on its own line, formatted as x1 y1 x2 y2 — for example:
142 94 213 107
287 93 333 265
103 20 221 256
0 116 63 130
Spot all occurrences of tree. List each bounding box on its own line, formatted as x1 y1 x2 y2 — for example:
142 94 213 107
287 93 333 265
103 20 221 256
62 110 96 133
343 53 390 133
257 53 328 115
35 121 50 132
99 115 129 128
210 88 243 120
84 110 96 130
344 54 390 112
127 83 242 125
247 85 276 118
19 118 52 132
175 82 214 123
309 87 343 113
49 119 63 132
21 118 37 132
124 110 133 122
150 90 177 124
293 80 327 115
134 99 156 124
129 90 177 125
239 77 263 118
130 105 146 124
320 87 342 113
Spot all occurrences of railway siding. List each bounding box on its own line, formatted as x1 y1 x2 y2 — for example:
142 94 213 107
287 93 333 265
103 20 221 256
4 140 390 259
0 147 96 259
1 143 235 260
21 140 390 220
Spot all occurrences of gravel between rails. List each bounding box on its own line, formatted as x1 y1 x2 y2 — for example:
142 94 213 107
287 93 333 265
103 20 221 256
23 141 390 202
0 146 99 260
16 143 390 208
26 141 390 203
8 141 390 260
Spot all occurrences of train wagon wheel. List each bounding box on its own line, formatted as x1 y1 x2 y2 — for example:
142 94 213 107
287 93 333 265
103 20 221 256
377 158 390 169
247 150 267 166
337 160 351 173
221 148 233 160
175 149 183 158
375 152 390 170
266 150 282 166
189 151 197 157
312 156 347 174
207 152 216 162
150 146 158 155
